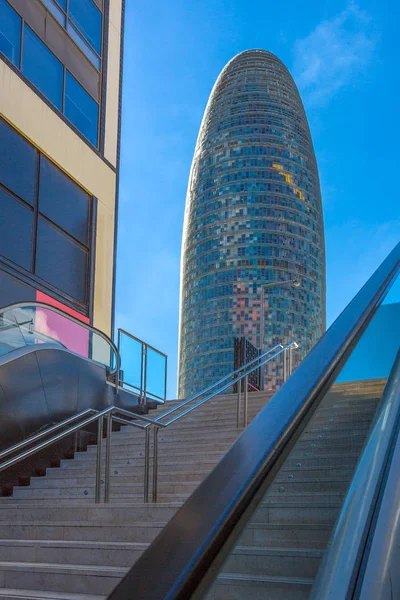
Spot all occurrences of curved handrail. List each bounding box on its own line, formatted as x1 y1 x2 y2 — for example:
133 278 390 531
0 301 120 375
106 242 400 600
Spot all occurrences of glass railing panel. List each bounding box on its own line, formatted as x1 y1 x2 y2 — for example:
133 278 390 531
146 346 167 402
198 271 399 600
0 303 117 371
118 330 144 395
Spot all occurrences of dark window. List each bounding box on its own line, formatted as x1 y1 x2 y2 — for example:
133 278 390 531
0 118 94 311
0 119 37 205
0 0 21 66
36 217 88 304
68 0 102 54
22 25 63 110
65 71 98 146
39 156 90 245
0 187 33 270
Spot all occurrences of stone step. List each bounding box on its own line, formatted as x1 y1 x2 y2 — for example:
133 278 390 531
0 504 181 524
224 546 323 578
298 427 370 441
0 540 147 568
268 479 350 494
277 466 354 479
57 459 219 473
0 590 105 600
30 469 209 487
0 521 165 543
12 481 199 498
26 479 199 494
209 573 313 600
0 562 124 596
251 502 341 525
238 522 331 548
85 442 232 457
68 450 225 464
284 454 359 468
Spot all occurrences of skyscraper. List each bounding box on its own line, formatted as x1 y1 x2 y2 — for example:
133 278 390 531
0 0 124 337
178 49 325 398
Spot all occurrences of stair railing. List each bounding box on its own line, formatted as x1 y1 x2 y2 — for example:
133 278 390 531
0 341 297 505
113 340 298 503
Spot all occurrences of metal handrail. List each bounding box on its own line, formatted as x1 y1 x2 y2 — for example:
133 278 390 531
112 341 297 503
0 301 120 375
106 242 400 600
0 408 96 461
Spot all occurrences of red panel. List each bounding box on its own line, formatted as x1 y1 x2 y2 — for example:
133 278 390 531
36 291 90 323
35 291 90 357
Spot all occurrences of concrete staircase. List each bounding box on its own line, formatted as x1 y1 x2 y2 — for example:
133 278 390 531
0 380 385 599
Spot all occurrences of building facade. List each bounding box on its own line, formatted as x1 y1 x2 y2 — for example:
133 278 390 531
0 0 124 336
178 49 325 398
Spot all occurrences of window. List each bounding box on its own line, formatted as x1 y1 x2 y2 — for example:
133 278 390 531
36 217 88 303
22 25 63 110
68 0 102 55
0 0 21 66
0 119 93 311
0 187 33 271
39 156 90 245
65 71 99 147
0 119 36 205
0 8 100 146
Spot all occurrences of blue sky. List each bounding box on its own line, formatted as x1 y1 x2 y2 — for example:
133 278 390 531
115 0 399 398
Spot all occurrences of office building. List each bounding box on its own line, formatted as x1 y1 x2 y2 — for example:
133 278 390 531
178 49 326 398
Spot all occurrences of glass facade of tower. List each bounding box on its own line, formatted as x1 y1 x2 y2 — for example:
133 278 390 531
178 50 325 398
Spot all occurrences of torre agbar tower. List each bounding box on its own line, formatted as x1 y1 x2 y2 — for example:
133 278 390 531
178 49 325 398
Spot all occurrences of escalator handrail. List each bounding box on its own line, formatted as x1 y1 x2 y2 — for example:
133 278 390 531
0 301 120 375
107 242 400 600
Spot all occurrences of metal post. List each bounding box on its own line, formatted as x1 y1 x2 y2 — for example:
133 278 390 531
104 413 112 503
152 427 159 503
74 431 79 454
283 348 288 382
289 345 293 378
243 374 248 428
95 416 103 504
144 427 150 503
142 344 147 407
236 379 242 428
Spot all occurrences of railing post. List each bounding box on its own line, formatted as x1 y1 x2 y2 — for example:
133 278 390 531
95 415 103 504
243 374 248 428
289 345 293 378
283 348 288 382
152 427 159 503
236 377 242 428
144 427 150 503
74 431 79 454
104 413 112 503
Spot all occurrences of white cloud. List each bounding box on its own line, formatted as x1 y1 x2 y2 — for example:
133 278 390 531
293 2 379 106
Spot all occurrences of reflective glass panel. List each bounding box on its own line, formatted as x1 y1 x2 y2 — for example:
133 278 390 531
66 21 100 70
0 118 37 205
68 0 102 54
39 155 90 245
22 25 63 110
65 71 99 146
35 217 88 303
146 347 167 401
118 332 143 394
0 187 33 271
0 0 21 66
40 0 66 27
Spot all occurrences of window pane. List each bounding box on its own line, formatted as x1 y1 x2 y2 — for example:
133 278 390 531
0 187 33 271
22 25 63 110
0 119 37 205
68 0 102 54
39 156 90 245
65 71 99 146
55 0 67 9
36 217 88 304
41 0 66 27
66 21 100 70
0 0 21 66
